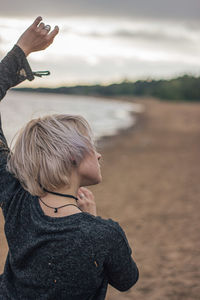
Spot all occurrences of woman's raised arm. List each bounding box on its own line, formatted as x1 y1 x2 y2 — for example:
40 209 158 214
0 17 59 210
0 16 59 100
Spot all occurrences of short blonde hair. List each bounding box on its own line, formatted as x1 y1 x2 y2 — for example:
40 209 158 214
7 114 95 196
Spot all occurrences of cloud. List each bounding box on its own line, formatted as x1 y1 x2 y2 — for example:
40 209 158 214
86 28 197 44
58 19 200 54
0 0 199 20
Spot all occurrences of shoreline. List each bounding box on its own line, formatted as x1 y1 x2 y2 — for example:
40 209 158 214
96 110 140 149
2 91 141 146
95 95 146 149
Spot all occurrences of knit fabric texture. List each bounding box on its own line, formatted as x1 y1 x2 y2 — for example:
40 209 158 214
0 45 139 299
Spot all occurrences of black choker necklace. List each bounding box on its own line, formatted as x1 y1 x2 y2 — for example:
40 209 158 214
40 188 81 213
39 198 83 213
43 188 78 201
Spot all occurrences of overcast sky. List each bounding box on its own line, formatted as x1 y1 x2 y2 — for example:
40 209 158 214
1 0 200 20
0 1 200 87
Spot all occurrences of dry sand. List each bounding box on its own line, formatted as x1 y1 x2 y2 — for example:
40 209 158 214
1 97 200 299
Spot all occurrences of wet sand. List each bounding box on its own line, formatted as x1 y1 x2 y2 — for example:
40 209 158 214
1 97 200 299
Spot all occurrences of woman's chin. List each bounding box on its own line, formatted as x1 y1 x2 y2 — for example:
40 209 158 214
81 176 102 187
93 174 102 185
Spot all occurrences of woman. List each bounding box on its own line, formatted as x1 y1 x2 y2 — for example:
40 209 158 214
0 17 139 300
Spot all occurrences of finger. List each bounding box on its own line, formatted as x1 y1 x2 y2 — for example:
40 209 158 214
79 193 85 199
80 187 91 195
47 26 59 40
38 22 45 30
79 186 89 191
32 16 42 28
77 190 85 198
78 189 86 198
79 190 93 201
77 194 85 203
78 187 84 194
78 186 91 194
84 190 92 197
44 25 51 32
78 192 89 203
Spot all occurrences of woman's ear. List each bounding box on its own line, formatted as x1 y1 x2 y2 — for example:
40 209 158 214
72 160 77 166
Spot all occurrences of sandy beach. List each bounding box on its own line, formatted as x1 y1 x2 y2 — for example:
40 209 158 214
1 97 200 299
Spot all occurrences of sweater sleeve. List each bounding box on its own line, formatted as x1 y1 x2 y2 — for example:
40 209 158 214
0 45 34 209
104 220 139 292
0 44 34 100
0 114 22 212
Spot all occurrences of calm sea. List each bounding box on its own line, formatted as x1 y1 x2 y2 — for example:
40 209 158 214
0 91 143 145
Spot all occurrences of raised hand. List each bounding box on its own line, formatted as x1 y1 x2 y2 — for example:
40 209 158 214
16 16 59 56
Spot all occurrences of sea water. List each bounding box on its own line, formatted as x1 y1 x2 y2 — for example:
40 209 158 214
0 91 144 145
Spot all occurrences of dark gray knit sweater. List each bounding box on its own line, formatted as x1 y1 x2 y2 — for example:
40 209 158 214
0 45 139 299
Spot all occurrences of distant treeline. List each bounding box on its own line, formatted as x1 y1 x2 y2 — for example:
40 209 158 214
14 75 200 101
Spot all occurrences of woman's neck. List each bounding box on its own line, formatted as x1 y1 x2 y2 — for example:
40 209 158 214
39 178 82 217
41 171 80 206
